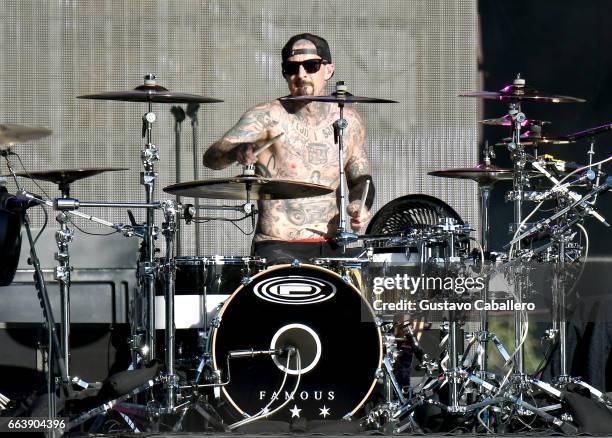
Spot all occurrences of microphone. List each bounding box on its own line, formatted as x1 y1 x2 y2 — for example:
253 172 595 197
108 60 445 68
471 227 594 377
228 348 284 359
0 188 38 212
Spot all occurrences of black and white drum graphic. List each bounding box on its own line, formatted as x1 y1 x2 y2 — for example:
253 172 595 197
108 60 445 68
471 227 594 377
211 264 382 421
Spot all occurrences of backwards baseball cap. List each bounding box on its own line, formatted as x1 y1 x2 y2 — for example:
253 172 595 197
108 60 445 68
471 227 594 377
281 33 332 63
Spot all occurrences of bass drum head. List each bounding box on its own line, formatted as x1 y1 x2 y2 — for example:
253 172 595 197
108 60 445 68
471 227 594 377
211 264 382 421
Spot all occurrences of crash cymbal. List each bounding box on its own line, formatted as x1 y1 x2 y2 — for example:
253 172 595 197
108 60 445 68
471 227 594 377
479 115 550 128
78 75 223 104
13 167 128 186
428 163 539 185
163 176 334 200
0 124 52 150
460 76 585 103
280 92 397 104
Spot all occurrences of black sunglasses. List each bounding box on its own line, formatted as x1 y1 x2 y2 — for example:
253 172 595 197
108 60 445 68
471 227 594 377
282 59 328 75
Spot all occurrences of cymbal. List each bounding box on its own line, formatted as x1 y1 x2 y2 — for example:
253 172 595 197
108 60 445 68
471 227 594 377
78 81 223 104
280 92 397 104
460 83 585 103
479 115 550 127
163 176 334 200
13 167 128 186
0 124 52 150
429 164 523 184
495 133 575 147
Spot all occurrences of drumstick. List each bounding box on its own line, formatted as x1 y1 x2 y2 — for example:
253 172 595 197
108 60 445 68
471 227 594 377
254 133 284 157
358 179 370 218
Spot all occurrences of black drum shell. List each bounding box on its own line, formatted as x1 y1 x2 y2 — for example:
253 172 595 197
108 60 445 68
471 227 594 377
0 207 23 286
211 264 382 421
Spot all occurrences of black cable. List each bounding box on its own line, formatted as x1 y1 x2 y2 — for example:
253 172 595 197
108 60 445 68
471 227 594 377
33 203 48 245
13 152 52 199
67 216 117 236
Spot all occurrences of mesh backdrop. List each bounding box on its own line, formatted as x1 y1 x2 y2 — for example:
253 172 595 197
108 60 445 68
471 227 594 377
0 0 480 257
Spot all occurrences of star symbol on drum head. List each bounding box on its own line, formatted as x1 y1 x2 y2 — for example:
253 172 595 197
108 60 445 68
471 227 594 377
319 405 330 418
289 404 302 418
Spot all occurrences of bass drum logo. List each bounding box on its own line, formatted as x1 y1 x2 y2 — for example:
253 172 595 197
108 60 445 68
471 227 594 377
253 276 337 305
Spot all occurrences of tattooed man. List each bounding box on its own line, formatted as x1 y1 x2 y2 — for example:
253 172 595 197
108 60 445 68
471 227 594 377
203 33 374 263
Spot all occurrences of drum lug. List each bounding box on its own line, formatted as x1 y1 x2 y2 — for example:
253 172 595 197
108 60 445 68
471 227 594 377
240 275 252 285
375 317 383 327
342 413 353 421
291 259 301 267
211 315 221 327
341 274 351 284
375 368 385 380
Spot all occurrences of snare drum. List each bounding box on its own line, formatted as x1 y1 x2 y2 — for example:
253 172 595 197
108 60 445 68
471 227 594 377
210 264 382 421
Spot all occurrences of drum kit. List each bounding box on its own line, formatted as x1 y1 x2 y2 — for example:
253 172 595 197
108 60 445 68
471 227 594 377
0 73 611 434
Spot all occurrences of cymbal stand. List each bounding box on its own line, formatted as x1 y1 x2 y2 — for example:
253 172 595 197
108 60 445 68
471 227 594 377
170 106 185 256
54 180 96 389
135 74 161 364
1 151 72 426
160 200 179 410
507 84 529 378
332 81 358 246
186 103 202 256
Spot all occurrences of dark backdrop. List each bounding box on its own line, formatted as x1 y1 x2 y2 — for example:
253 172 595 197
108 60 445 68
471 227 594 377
480 0 612 255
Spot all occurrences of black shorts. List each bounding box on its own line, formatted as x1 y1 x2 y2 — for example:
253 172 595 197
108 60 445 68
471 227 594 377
252 240 361 265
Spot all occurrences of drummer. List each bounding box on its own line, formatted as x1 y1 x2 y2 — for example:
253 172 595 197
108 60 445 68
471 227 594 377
203 33 374 263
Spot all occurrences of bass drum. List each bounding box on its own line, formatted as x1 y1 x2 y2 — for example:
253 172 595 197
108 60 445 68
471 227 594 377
211 264 382 422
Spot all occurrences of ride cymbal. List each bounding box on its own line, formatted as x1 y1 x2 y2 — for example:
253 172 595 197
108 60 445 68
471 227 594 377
0 124 52 150
163 176 333 200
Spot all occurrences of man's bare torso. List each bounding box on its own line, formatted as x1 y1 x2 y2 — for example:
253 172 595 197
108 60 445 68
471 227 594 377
252 100 362 241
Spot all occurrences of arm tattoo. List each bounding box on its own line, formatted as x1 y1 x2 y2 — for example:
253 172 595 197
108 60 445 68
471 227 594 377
203 104 277 169
345 109 375 208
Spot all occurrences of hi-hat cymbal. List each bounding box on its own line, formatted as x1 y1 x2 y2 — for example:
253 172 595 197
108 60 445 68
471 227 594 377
0 124 52 150
13 167 128 186
280 92 397 104
163 176 334 200
78 75 223 104
428 163 541 185
460 78 585 103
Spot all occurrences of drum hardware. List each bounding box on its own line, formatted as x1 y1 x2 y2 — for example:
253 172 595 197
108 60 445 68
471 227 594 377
10 167 129 385
463 74 585 381
186 103 202 257
79 74 223 365
170 106 186 255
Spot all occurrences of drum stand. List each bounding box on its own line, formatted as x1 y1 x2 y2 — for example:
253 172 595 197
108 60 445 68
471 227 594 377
125 74 163 365
486 76 575 424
